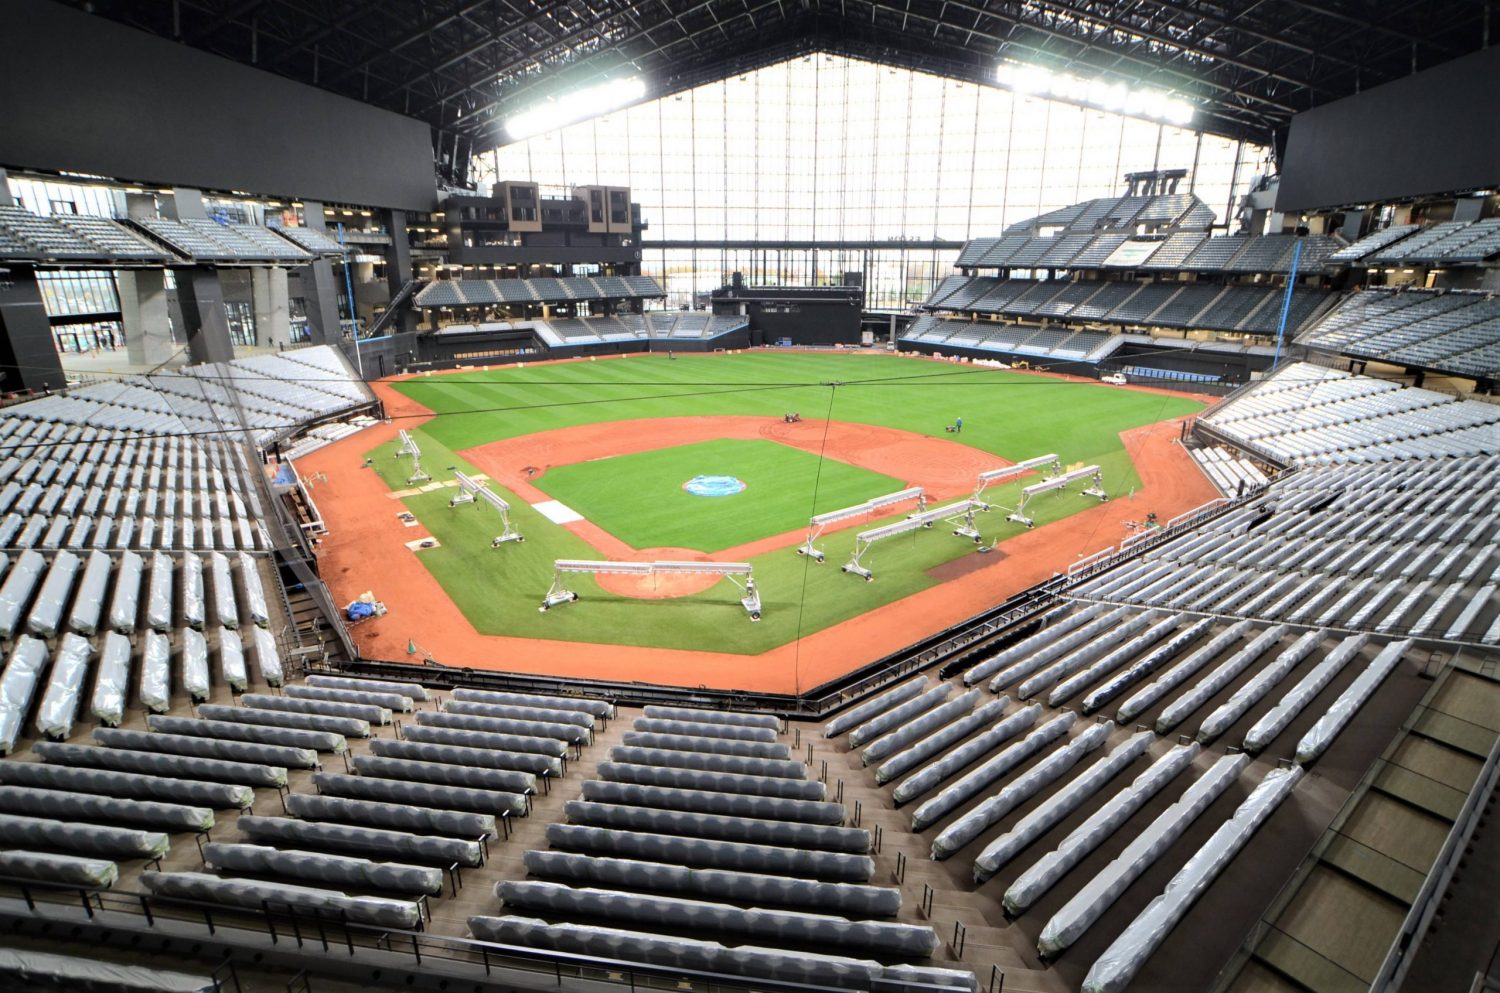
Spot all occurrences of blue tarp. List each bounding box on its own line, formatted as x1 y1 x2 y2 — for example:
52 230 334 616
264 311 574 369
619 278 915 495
346 601 377 621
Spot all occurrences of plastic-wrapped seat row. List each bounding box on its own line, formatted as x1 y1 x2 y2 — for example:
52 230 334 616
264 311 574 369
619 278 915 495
208 552 236 629
1116 621 1254 724
608 745 806 780
285 793 496 840
26 550 81 638
892 704 1042 806
1243 634 1369 753
863 689 980 766
1154 625 1288 734
148 714 346 754
632 718 778 743
0 636 48 754
419 710 588 744
307 673 433 703
33 742 289 788
987 607 1133 692
1036 752 1249 957
242 693 390 726
373 738 560 776
822 677 928 738
203 842 443 896
0 784 213 832
522 850 900 917
644 704 772 729
932 722 1116 859
180 628 211 703
1017 610 1166 701
912 713 1076 830
1081 766 1304 993
973 731 1155 881
1044 613 1191 706
443 699 595 729
546 824 875 882
311 771 527 818
596 761 825 801
145 552 174 632
454 686 611 716
1295 639 1412 763
236 552 270 626
401 722 567 757
67 549 111 636
1196 629 1327 743
351 754 536 794
0 758 253 809
251 627 284 688
237 814 484 867
1080 618 1214 716
94 726 318 769
35 633 92 739
181 552 205 629
0 549 45 638
962 605 1110 686
0 849 118 888
564 800 870 853
217 630 246 693
497 880 938 956
107 550 143 634
876 698 1008 785
470 915 881 990
0 812 170 860
621 732 790 760
138 630 171 713
141 871 422 929
847 683 951 748
581 780 843 825
198 703 371 738
287 684 415 712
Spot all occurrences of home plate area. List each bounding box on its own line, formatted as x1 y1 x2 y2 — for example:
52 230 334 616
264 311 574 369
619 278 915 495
532 499 583 524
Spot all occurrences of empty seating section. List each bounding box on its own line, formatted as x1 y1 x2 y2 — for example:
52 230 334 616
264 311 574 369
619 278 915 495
1299 288 1500 379
1367 220 1497 264
0 205 170 263
918 274 1327 339
414 275 666 308
1202 362 1500 463
1141 232 1207 268
128 217 313 263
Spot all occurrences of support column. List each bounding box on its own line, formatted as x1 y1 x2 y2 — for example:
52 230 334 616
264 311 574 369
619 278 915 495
0 266 66 393
381 208 417 335
298 201 345 346
117 269 177 366
251 267 291 349
162 189 234 364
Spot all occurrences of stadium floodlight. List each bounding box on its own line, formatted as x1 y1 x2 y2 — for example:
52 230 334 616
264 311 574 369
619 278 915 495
995 63 1195 127
506 77 648 140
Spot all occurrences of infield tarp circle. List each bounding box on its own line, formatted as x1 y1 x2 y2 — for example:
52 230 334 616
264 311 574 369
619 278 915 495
683 475 747 497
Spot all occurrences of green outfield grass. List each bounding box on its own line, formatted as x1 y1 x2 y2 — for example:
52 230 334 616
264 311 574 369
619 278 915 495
366 353 1203 654
533 438 906 552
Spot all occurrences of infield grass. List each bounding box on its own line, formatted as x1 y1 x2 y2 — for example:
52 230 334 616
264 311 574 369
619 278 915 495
534 439 906 553
366 352 1203 655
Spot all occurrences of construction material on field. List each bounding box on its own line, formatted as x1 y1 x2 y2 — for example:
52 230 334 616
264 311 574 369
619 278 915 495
1007 464 1106 528
797 487 925 562
972 455 1061 508
394 429 430 484
448 471 524 546
842 500 987 581
544 560 761 620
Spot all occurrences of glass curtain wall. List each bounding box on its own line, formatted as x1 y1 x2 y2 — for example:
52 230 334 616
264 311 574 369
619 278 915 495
476 55 1268 311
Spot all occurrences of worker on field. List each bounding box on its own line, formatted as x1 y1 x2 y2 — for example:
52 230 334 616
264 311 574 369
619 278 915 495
955 416 963 433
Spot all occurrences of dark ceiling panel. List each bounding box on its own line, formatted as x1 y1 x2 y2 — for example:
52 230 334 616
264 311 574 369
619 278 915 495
51 0 1488 149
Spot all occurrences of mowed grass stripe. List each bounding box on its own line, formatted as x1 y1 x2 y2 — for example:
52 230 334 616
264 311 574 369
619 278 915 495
534 439 907 552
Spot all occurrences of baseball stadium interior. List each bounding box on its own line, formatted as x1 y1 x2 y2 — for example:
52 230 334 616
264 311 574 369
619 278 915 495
0 2 1496 992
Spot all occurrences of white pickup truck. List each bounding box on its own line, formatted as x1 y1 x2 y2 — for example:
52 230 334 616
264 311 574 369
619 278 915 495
1100 372 1128 386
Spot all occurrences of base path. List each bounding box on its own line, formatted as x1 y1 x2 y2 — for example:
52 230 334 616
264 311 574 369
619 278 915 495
299 369 1221 695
